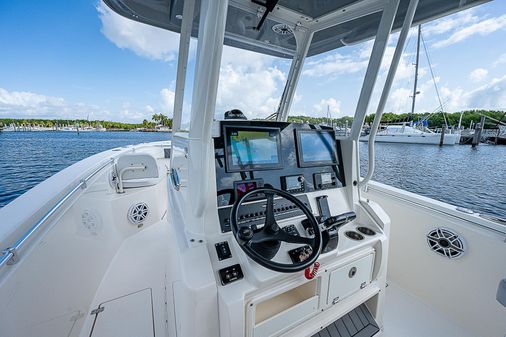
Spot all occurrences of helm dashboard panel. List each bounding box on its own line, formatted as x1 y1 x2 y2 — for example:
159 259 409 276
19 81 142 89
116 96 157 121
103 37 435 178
213 120 345 233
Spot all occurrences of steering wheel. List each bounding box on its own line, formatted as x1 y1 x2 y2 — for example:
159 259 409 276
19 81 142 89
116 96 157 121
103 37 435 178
230 187 322 273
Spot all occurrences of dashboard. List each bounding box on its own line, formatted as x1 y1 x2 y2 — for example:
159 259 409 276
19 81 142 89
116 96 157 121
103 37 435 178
214 121 345 233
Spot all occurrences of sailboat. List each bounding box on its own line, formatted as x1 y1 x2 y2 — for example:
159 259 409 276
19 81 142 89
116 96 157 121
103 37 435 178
0 1 504 337
360 25 461 145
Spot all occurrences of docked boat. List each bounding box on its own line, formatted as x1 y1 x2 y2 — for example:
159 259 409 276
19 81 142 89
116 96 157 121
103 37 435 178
1 1 504 337
361 25 461 146
79 124 108 132
360 124 461 145
498 125 506 144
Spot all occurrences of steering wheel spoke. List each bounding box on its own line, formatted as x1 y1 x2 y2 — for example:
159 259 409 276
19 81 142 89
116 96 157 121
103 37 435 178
230 187 322 273
264 191 278 229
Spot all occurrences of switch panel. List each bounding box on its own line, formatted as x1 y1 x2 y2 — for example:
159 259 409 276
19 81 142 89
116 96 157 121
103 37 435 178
282 224 300 236
215 241 232 261
219 264 244 285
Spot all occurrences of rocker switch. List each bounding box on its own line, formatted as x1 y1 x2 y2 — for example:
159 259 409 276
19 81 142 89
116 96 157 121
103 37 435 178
219 264 243 285
215 241 232 261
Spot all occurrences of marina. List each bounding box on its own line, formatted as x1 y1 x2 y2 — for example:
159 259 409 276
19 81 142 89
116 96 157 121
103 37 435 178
1 131 504 218
0 1 505 337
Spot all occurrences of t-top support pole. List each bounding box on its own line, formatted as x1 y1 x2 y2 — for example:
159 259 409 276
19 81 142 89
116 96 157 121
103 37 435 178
360 0 420 187
277 28 313 122
188 0 229 217
349 0 401 140
172 0 196 132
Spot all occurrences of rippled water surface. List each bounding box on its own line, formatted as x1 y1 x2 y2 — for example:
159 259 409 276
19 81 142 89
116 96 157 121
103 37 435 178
359 142 506 217
0 132 170 207
0 132 504 217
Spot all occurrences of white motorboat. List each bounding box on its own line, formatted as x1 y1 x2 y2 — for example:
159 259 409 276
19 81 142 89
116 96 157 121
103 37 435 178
1 1 504 337
360 124 461 145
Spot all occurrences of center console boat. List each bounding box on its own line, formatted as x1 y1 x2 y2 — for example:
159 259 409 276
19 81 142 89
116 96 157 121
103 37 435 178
0 1 504 337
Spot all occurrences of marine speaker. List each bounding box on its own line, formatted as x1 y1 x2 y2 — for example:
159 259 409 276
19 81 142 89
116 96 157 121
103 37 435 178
128 202 149 225
427 227 465 259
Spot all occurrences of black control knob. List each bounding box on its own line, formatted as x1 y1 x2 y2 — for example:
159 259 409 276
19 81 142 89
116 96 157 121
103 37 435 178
238 226 254 243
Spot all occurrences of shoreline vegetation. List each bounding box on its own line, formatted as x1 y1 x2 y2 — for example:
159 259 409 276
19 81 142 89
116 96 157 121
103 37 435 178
289 110 505 129
0 113 173 132
1 110 504 132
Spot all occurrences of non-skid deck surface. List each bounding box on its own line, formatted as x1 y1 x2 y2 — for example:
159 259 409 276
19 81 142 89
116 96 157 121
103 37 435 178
382 282 477 337
311 304 379 337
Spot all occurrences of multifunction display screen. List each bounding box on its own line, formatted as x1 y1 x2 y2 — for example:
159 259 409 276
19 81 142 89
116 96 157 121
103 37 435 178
225 127 282 172
297 130 337 167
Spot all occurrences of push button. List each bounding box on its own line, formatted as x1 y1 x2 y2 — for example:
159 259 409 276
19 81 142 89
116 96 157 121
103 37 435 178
215 241 232 261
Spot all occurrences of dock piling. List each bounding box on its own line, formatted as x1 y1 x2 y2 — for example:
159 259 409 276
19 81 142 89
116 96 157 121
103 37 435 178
472 116 486 147
439 125 446 146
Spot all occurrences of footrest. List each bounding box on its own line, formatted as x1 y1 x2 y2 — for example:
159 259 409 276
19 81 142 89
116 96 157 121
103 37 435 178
311 304 379 337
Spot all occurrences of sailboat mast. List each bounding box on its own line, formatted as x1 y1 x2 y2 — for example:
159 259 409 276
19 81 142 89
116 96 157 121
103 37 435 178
411 25 421 115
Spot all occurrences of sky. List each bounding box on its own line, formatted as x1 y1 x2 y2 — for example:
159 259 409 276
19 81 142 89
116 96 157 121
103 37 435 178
0 1 505 125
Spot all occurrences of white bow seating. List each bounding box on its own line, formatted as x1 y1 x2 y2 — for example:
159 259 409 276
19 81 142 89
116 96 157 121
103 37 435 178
114 153 159 193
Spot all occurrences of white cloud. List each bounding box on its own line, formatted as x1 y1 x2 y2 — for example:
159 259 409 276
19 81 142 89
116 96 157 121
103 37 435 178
216 46 286 119
465 75 506 109
303 51 368 77
0 87 173 123
494 53 506 66
0 87 65 110
414 75 506 113
160 88 176 116
469 68 488 81
385 87 413 113
97 2 181 61
423 10 479 37
145 105 155 113
313 98 342 117
433 13 506 48
0 87 91 119
302 35 424 83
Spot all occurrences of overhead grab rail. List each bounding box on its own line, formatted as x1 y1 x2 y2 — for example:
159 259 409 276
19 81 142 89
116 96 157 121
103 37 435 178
0 158 115 269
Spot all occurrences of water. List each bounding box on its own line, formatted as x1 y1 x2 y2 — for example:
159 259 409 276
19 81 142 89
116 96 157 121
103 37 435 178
0 132 170 207
359 142 506 218
0 132 504 218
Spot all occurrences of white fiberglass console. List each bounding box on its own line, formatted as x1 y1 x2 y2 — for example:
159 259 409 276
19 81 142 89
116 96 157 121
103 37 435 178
208 120 390 337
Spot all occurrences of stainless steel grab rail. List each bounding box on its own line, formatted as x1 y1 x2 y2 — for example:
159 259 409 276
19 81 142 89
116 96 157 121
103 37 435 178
0 158 115 269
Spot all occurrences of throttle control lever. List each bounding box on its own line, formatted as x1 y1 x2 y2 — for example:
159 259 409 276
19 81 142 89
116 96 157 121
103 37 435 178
302 211 357 235
321 211 357 230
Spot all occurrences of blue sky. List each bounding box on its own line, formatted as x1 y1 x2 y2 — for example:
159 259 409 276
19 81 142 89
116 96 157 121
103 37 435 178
1 1 505 124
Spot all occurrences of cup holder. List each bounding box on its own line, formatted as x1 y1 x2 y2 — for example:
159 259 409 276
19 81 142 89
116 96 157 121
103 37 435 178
357 227 376 236
344 231 364 241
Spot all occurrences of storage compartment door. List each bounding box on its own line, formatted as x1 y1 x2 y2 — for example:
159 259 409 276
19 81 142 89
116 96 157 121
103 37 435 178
254 296 318 337
327 254 374 305
90 288 154 337
252 279 318 337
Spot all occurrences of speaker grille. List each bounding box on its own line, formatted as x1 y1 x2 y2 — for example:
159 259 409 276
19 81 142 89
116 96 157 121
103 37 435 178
128 202 149 225
427 228 465 259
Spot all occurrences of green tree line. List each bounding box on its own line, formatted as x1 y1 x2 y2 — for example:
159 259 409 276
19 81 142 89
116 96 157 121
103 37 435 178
288 110 505 129
2 110 504 130
0 113 174 130
288 115 354 126
364 110 506 129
